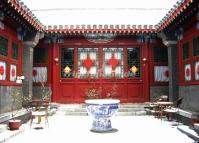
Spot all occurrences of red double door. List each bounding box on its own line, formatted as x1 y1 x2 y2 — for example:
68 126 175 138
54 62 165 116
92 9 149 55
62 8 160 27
52 43 149 103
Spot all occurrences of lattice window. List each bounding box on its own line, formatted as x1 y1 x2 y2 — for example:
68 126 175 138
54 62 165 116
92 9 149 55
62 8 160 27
127 48 141 78
193 36 199 57
78 48 99 78
12 42 18 60
182 42 189 60
61 48 74 78
103 48 123 78
0 36 8 57
153 47 168 62
33 48 48 63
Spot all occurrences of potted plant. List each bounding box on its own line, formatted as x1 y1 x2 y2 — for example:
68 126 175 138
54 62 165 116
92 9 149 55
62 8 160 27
8 88 22 130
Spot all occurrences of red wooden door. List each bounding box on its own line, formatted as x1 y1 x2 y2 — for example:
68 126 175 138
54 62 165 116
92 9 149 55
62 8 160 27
52 39 149 103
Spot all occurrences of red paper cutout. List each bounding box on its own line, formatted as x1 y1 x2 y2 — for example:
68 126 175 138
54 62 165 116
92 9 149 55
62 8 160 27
164 70 169 77
186 67 190 77
108 54 120 70
82 55 94 70
11 68 16 77
32 69 37 76
0 66 5 76
197 65 199 75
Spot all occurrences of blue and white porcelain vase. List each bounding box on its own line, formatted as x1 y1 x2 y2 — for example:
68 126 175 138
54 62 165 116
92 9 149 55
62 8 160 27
85 99 120 132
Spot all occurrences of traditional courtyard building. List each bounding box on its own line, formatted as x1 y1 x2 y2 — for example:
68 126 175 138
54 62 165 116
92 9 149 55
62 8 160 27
0 0 199 116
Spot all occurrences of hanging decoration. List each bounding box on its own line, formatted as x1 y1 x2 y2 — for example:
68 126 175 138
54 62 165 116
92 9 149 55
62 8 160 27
63 66 71 74
0 61 6 80
10 64 17 81
184 64 191 81
154 66 169 82
195 61 199 80
130 66 138 74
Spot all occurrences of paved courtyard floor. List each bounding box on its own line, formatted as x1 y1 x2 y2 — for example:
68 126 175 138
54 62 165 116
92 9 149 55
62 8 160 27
4 111 195 143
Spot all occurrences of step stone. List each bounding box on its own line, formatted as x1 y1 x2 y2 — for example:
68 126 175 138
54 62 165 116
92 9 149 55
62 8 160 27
57 103 148 116
177 125 199 141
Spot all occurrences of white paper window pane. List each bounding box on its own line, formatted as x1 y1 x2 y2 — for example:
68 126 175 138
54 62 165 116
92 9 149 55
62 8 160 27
104 65 112 75
90 67 97 75
33 67 47 82
115 52 121 60
115 66 123 77
80 52 87 60
90 52 96 60
10 64 17 81
79 67 87 75
105 52 112 60
154 66 169 82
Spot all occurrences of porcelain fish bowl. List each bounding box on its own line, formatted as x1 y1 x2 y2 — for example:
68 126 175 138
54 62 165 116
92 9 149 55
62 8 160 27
85 99 120 132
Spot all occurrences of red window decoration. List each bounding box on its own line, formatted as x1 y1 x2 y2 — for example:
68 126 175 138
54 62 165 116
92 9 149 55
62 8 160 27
10 64 17 81
78 48 99 78
0 65 5 75
103 48 123 78
184 64 191 81
32 69 37 77
0 61 6 80
164 70 169 78
82 55 94 70
195 61 199 80
154 66 169 82
107 54 120 70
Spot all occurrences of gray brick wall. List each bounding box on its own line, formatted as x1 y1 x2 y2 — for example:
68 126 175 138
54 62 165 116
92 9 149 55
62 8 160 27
0 86 22 114
179 85 199 113
150 86 169 101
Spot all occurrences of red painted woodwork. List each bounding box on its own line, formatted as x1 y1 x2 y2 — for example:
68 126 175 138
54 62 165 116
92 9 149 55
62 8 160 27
0 23 22 86
47 35 150 103
178 20 199 85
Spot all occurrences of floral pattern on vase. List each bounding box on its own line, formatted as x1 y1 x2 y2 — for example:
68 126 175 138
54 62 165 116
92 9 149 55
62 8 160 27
85 99 120 132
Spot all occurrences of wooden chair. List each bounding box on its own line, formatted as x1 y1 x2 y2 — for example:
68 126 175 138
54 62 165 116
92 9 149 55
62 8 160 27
30 100 50 128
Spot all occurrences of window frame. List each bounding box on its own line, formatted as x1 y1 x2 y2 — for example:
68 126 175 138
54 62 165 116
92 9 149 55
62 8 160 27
179 33 199 85
151 45 169 85
0 31 22 85
33 46 51 85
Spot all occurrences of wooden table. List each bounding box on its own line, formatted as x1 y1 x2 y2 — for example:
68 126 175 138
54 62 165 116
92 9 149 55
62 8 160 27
156 102 173 120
